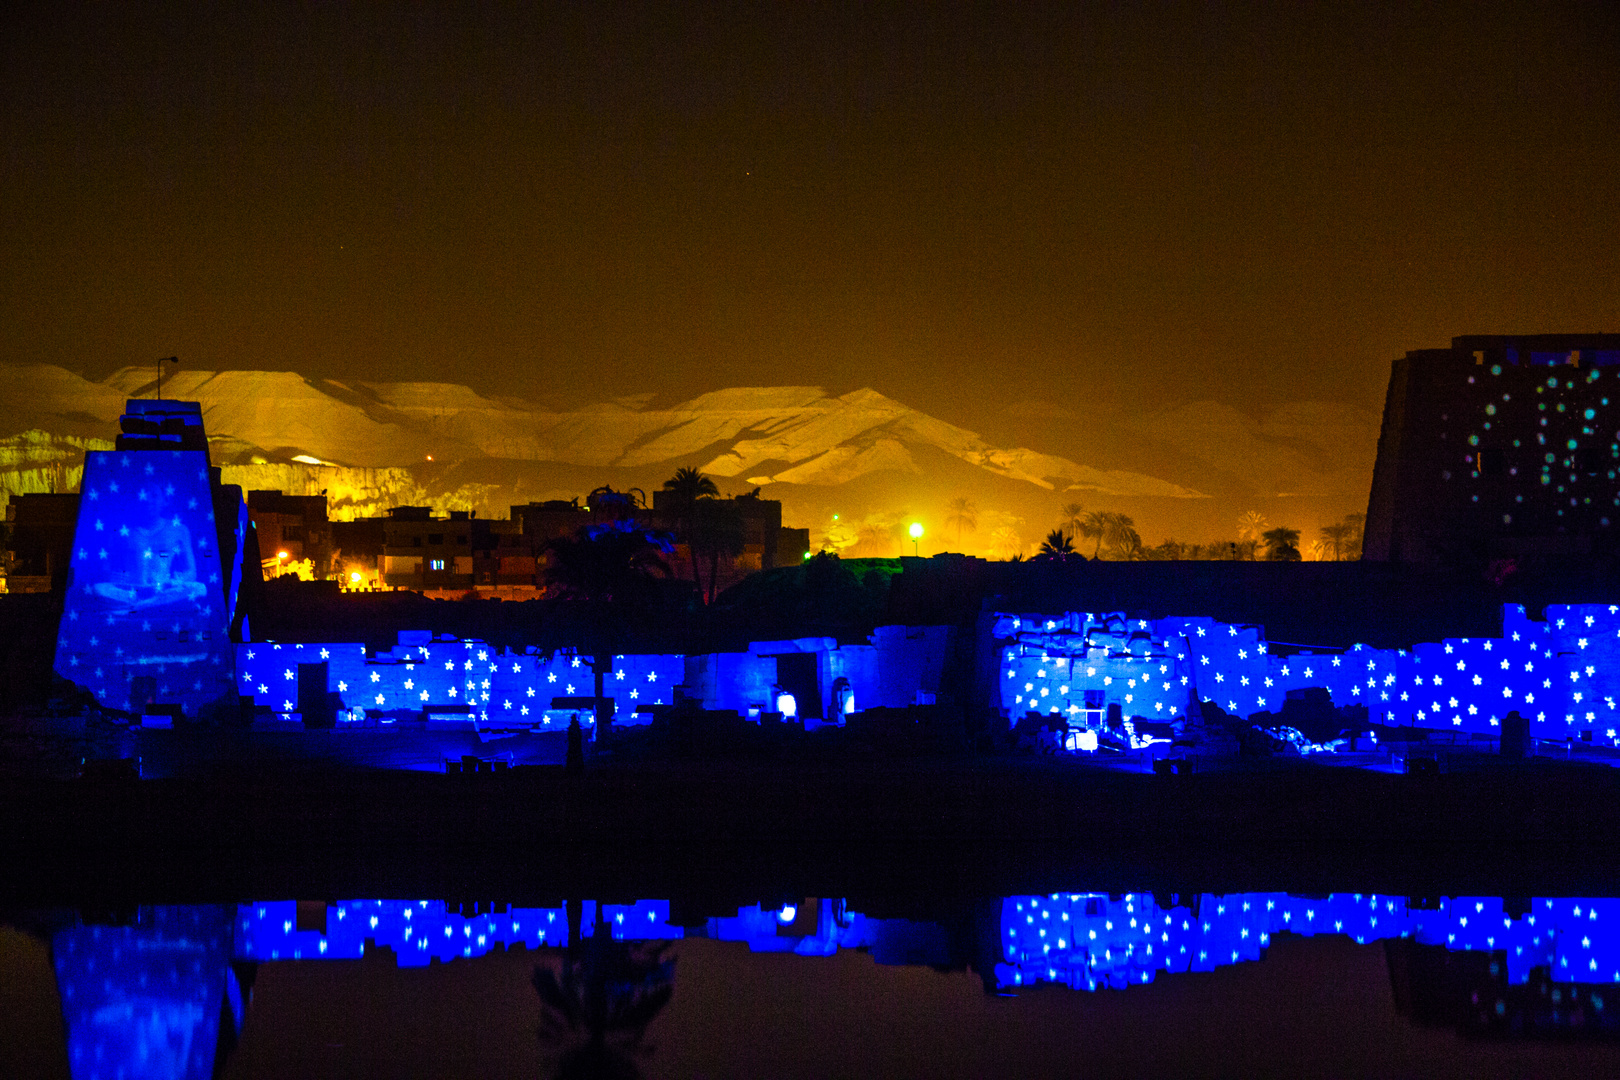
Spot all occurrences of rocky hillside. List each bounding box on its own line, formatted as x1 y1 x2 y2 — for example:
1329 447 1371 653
0 364 1379 555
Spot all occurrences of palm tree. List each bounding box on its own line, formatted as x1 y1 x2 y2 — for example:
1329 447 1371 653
1101 513 1142 560
661 467 719 599
1261 526 1302 561
989 525 1024 561
944 497 978 547
1038 528 1075 557
1342 513 1367 559
1061 502 1086 536
1152 539 1189 561
856 523 892 556
544 521 673 604
694 498 746 603
1078 511 1110 558
587 485 645 519
1237 511 1270 544
1319 522 1353 561
534 920 676 1080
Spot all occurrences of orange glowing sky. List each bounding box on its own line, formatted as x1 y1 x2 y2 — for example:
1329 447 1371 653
1 3 1617 437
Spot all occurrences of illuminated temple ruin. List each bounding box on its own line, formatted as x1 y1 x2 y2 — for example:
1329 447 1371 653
44 353 1620 760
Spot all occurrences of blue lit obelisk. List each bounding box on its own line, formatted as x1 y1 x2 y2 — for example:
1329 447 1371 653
54 400 249 720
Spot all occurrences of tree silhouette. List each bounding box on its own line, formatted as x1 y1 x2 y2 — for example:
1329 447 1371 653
1319 522 1352 561
534 921 676 1080
1101 513 1142 560
944 497 978 547
544 521 673 605
989 525 1024 560
1342 512 1367 559
855 523 892 556
1078 510 1110 558
588 486 645 520
1237 511 1270 544
1261 526 1302 561
1038 528 1076 557
693 498 746 603
661 467 719 600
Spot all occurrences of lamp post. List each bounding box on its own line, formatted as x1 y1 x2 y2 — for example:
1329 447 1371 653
156 356 178 400
908 522 923 557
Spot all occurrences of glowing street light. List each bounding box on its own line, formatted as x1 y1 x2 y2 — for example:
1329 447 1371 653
908 521 923 556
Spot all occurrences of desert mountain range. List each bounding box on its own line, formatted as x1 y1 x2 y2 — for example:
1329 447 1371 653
0 365 1380 556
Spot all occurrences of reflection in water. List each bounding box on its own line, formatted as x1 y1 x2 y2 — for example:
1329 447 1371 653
51 906 243 1080
534 918 675 1080
39 889 1620 1077
996 893 1620 993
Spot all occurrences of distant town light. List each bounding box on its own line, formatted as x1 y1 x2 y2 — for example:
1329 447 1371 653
776 904 797 924
349 571 362 584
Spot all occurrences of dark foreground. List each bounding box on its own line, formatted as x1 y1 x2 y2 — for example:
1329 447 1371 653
5 755 1620 908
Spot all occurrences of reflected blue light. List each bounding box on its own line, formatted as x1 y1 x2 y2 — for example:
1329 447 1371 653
995 891 1620 993
52 906 238 1080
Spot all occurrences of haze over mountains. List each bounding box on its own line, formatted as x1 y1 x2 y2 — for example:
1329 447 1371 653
0 364 1378 556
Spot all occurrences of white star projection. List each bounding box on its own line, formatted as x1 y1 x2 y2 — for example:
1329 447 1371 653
997 892 1620 993
996 601 1619 751
55 445 242 719
232 899 682 967
234 639 682 729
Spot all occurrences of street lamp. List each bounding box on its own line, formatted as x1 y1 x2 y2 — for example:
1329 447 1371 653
908 522 923 556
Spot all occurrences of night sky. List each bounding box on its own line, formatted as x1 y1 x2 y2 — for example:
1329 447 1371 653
2 3 1618 430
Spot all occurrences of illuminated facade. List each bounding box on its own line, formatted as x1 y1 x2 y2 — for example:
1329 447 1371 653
230 621 949 732
234 636 683 728
1366 333 1620 563
53 400 251 719
997 602 1620 748
247 489 331 579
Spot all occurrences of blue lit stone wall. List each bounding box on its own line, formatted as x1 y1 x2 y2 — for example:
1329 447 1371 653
994 613 1195 723
997 603 1620 744
235 639 682 726
55 450 239 717
870 624 953 707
